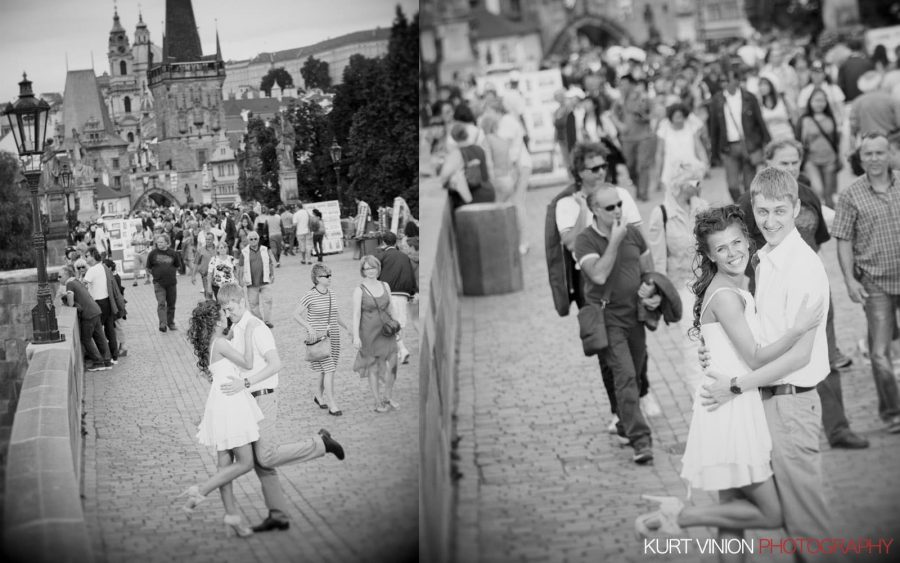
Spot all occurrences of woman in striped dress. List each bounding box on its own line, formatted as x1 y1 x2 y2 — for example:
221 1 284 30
293 262 349 416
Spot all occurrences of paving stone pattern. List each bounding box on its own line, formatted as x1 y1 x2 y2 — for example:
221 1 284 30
81 250 418 563
454 168 900 563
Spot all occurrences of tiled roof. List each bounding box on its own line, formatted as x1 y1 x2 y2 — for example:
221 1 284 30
94 181 131 200
164 0 204 62
237 28 391 65
62 70 124 146
223 97 294 118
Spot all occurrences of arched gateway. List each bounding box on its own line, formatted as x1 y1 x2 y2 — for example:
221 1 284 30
132 187 181 210
544 15 634 60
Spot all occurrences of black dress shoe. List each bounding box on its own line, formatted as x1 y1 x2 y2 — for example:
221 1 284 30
159 325 167 333
318 428 345 460
831 432 869 449
251 515 290 533
313 396 328 409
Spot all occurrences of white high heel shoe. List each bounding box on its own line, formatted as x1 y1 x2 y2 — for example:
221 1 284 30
224 514 253 537
634 495 684 539
177 485 206 513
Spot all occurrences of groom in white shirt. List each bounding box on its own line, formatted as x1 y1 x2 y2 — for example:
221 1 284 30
702 167 831 560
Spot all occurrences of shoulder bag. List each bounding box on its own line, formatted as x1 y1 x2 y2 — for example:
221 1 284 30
577 285 613 356
362 283 401 337
305 291 332 362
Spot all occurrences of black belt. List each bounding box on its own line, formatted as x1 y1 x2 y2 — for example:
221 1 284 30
251 388 275 398
760 384 815 397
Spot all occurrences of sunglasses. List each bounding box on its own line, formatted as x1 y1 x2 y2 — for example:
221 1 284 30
76 266 87 271
319 274 332 278
602 201 623 212
584 163 608 174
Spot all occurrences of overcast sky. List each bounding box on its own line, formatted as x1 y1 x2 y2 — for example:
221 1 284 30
0 0 417 102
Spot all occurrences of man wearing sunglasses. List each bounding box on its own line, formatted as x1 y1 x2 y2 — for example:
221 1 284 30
573 184 661 465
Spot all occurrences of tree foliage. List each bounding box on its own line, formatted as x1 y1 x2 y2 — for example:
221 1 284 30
237 117 281 208
744 0 823 37
0 151 35 270
259 67 294 97
300 56 332 91
284 98 337 203
333 6 419 215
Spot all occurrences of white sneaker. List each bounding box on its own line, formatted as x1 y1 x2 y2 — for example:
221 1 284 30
642 393 662 417
607 415 619 434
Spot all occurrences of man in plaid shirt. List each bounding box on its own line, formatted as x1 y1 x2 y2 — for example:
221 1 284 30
832 132 900 434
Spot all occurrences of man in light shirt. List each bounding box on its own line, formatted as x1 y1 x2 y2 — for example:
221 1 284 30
702 167 831 553
83 248 119 363
216 283 344 533
292 203 311 264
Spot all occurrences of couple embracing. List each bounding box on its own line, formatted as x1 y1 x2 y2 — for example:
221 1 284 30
179 282 345 536
637 167 832 562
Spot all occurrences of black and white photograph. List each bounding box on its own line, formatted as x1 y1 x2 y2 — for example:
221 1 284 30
0 1 419 562
420 0 900 561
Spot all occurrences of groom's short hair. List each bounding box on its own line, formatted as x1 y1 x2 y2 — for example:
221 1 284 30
216 282 243 305
750 166 798 205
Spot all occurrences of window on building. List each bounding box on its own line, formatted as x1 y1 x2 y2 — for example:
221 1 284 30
120 61 127 75
124 96 131 113
114 176 121 188
197 149 207 167
112 158 119 170
127 132 134 143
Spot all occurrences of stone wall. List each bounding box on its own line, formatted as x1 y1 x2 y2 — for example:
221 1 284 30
419 178 461 563
1 306 93 563
0 266 63 532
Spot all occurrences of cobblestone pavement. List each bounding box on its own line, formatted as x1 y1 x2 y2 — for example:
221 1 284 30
81 248 418 563
453 167 900 563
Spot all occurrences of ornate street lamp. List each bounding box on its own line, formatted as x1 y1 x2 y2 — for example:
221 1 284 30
60 161 76 236
2 73 64 344
329 139 342 213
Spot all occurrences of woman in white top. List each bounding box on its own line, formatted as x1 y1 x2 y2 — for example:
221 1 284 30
636 206 821 542
650 103 708 193
757 74 796 141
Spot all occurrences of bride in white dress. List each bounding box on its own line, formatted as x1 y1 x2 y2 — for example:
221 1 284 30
635 206 821 553
179 300 264 537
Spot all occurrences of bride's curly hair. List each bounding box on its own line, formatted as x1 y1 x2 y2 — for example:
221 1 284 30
688 205 754 341
187 299 221 378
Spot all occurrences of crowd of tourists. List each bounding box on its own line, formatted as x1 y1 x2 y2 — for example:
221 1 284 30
424 32 900 560
56 196 419 534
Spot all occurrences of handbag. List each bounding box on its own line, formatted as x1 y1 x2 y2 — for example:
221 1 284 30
576 286 613 356
362 283 401 337
305 290 332 362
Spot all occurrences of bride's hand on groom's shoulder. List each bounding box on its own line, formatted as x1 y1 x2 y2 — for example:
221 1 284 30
699 370 733 411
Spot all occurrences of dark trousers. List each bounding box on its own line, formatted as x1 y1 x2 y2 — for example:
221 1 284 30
621 136 656 200
313 234 324 261
721 141 758 203
818 294 851 443
80 314 111 363
96 298 118 360
598 350 649 415
602 324 652 450
154 282 177 328
269 234 283 263
282 228 295 254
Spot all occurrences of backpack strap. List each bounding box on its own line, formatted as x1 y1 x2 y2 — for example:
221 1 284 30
659 204 667 232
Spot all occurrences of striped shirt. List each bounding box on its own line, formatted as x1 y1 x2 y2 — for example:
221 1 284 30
831 171 900 294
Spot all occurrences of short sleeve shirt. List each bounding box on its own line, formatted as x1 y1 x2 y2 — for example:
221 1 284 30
831 171 900 294
573 224 646 329
231 310 278 392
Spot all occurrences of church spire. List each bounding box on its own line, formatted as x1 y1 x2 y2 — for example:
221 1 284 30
215 20 222 61
163 0 204 62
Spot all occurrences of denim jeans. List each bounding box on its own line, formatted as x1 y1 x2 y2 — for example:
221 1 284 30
154 282 177 328
721 141 758 203
602 324 651 449
818 294 850 442
862 279 900 421
96 297 118 360
80 314 111 363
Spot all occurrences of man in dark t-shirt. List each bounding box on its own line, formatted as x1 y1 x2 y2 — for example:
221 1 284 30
573 183 661 465
147 234 183 332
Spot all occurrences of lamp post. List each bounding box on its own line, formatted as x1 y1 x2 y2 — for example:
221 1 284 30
2 73 64 343
60 161 75 241
329 139 342 213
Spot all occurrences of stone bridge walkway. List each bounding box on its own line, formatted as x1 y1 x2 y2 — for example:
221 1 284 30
80 248 418 563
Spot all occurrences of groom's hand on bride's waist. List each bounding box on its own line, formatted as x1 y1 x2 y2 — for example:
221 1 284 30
699 370 734 411
220 375 245 396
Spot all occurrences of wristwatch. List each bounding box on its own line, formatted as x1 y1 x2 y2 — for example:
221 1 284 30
243 378 250 389
729 377 742 395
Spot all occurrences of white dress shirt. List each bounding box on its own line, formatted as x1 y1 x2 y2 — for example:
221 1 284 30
755 228 830 387
83 263 109 301
230 310 279 392
723 89 744 142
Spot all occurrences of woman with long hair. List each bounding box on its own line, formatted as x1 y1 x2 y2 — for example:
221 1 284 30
311 208 326 261
757 74 796 141
635 206 821 554
352 255 399 412
650 103 708 193
798 88 841 207
294 262 351 415
233 213 253 258
179 300 262 537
